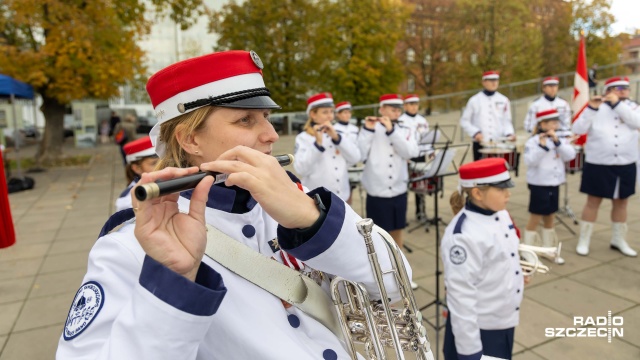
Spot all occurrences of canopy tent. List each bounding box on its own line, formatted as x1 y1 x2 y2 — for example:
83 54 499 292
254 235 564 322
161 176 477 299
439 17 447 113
0 74 35 249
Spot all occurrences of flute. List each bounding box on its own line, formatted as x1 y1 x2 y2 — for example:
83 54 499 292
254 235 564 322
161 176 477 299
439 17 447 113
134 154 294 201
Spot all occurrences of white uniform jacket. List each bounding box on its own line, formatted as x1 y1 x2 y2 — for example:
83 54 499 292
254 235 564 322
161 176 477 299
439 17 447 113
523 95 572 133
357 122 420 197
524 135 576 186
114 180 138 213
572 101 640 165
399 112 433 157
441 203 523 357
294 131 361 201
57 181 411 360
333 120 360 144
460 91 514 141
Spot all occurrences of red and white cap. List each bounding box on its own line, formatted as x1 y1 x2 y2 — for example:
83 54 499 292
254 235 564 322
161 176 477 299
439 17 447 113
536 109 560 122
379 94 403 107
123 136 157 164
145 50 280 157
604 76 630 90
335 101 352 112
306 92 334 115
459 158 514 188
542 76 559 86
482 71 500 80
404 94 420 103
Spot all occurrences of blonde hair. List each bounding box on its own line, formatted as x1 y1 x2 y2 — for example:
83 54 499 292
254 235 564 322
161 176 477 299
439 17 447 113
303 108 321 135
155 106 217 170
449 186 488 214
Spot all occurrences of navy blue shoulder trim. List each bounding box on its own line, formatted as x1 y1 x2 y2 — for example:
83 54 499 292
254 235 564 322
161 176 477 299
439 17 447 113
119 186 133 198
453 213 467 235
98 208 135 239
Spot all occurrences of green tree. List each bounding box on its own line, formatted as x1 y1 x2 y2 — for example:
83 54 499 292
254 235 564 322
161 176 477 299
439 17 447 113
572 0 621 71
211 0 322 111
534 0 576 76
320 0 410 107
0 0 204 164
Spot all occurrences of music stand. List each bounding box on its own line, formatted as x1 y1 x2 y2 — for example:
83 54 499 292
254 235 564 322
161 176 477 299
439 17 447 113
408 124 460 233
417 142 470 360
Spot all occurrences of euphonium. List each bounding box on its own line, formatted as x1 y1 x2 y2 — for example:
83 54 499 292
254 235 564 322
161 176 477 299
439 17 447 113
518 243 562 276
330 218 435 360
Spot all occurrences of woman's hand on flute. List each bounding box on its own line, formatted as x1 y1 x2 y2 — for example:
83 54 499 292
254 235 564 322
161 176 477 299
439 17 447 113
132 166 214 281
201 145 320 229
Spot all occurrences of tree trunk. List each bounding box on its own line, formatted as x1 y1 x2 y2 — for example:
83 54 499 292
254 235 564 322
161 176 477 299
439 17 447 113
35 95 67 165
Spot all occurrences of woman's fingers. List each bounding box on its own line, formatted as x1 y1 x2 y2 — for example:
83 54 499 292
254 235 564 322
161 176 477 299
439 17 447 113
189 175 214 225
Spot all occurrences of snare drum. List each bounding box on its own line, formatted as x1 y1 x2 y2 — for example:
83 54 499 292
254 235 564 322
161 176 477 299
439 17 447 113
479 145 518 169
409 173 442 194
565 145 584 174
348 166 364 186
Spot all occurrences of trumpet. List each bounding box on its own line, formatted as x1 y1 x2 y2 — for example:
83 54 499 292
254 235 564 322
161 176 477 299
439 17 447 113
518 243 562 276
330 219 434 360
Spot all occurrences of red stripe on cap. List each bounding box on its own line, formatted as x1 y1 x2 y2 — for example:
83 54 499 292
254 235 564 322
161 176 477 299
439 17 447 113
146 51 264 107
379 94 402 102
123 136 154 155
482 70 499 77
459 158 509 180
335 101 351 108
604 76 630 86
404 94 419 100
307 92 333 105
536 109 559 119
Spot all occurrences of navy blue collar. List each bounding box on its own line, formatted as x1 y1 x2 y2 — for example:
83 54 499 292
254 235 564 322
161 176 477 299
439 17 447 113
544 94 556 102
482 89 496 97
404 111 417 117
336 120 350 126
465 200 496 216
181 184 257 214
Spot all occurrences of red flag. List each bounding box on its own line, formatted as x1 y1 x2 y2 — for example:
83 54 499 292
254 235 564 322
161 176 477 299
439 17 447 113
572 33 589 146
0 147 16 248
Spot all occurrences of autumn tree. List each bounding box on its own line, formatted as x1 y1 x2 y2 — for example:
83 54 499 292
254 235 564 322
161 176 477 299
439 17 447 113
533 0 575 76
211 0 322 111
572 0 621 72
0 0 205 164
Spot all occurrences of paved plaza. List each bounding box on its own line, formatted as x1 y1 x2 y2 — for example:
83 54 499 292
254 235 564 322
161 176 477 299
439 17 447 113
1 132 639 359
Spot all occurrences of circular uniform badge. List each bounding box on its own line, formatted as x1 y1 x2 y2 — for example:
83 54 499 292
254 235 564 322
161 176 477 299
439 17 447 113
450 245 467 265
250 50 264 69
63 281 105 340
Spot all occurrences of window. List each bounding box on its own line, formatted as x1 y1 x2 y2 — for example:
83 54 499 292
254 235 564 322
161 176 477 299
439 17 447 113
423 54 432 65
424 26 433 39
455 52 463 63
407 48 416 63
407 75 415 92
470 53 478 65
440 50 448 62
407 23 417 37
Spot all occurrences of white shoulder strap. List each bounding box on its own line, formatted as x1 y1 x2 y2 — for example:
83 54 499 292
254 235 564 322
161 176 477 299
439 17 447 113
204 225 342 339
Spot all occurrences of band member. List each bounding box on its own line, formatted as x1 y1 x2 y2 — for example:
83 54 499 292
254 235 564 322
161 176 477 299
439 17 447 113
523 77 572 133
400 94 432 222
358 94 420 249
523 110 575 264
460 71 515 161
333 101 362 205
294 93 360 202
57 51 411 359
114 136 158 212
443 158 524 360
573 76 640 257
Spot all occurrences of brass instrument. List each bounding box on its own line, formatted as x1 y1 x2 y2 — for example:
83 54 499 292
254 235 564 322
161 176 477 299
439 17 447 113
330 219 434 360
518 243 562 276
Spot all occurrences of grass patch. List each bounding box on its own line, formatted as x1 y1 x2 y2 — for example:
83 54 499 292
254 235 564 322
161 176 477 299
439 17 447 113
5 154 92 170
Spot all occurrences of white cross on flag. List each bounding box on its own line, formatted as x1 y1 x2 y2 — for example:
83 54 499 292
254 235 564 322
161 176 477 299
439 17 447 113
572 33 589 145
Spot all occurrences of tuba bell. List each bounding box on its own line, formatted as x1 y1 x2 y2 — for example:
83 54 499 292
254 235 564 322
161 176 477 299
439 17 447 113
518 243 562 276
330 218 435 360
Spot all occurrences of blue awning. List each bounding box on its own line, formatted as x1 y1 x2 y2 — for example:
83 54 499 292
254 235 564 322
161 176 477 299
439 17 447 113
0 74 34 100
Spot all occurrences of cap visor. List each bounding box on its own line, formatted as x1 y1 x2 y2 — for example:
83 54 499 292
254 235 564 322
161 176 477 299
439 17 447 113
217 96 281 110
487 179 514 188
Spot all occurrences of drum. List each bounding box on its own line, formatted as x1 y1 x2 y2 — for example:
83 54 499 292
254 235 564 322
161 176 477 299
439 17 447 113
348 166 364 186
565 145 584 174
409 173 442 194
479 144 518 170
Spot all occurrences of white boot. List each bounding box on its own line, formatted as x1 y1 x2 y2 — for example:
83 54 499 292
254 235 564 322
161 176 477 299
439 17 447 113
610 223 638 257
576 221 593 256
522 230 540 264
541 228 565 264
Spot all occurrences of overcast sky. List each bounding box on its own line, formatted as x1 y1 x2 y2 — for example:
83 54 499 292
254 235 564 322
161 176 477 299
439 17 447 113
610 0 639 34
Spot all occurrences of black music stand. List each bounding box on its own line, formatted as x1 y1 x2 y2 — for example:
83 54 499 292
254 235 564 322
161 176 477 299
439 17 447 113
417 142 470 360
408 124 459 234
